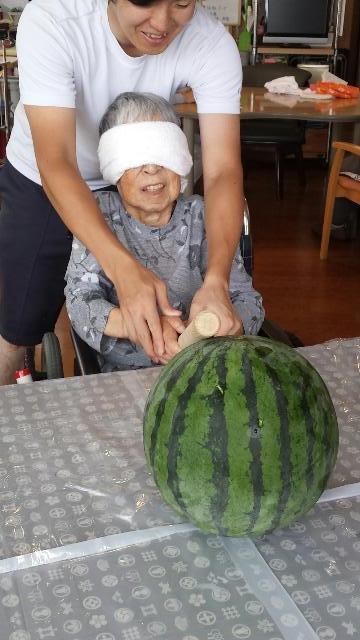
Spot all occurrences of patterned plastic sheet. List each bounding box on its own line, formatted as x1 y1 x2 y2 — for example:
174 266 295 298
0 338 359 639
251 495 360 640
299 338 360 488
1 495 360 640
0 338 359 561
0 372 180 561
0 526 292 640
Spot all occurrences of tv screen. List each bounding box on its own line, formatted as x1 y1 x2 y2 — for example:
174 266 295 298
265 0 331 38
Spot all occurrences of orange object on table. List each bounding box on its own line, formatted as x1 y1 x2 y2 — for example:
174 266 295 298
310 82 360 99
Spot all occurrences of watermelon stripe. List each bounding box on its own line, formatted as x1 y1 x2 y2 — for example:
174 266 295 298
242 349 264 531
176 348 228 530
145 348 204 518
247 345 283 535
304 370 334 494
259 356 292 530
268 356 315 526
221 343 253 535
166 349 216 516
208 351 230 534
146 347 196 469
293 361 317 492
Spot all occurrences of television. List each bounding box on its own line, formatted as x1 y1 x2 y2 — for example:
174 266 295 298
263 0 333 46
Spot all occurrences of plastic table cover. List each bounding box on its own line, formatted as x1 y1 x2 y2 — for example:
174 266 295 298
0 337 359 640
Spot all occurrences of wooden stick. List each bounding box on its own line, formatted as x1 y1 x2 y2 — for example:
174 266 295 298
178 311 220 350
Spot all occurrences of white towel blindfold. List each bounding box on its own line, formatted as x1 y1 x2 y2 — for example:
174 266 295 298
98 121 193 189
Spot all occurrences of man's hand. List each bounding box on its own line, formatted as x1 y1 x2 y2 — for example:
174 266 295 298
189 276 244 336
112 257 182 362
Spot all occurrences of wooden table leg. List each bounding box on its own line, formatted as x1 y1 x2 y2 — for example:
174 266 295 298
353 121 360 146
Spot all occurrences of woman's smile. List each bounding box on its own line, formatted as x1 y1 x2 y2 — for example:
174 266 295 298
142 182 165 193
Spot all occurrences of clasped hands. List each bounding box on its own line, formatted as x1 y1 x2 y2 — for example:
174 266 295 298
105 260 243 365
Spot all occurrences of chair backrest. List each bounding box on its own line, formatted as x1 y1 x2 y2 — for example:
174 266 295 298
320 142 360 259
242 63 312 88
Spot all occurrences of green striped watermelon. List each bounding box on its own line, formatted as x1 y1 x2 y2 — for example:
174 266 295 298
143 336 338 537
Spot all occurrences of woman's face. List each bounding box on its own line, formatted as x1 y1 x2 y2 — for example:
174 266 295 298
118 164 181 225
108 0 196 57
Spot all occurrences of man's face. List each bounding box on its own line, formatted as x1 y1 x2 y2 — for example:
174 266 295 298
108 0 196 57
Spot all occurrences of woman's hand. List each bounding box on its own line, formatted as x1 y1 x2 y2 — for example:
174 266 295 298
112 257 182 363
157 315 186 364
104 308 185 365
189 277 244 337
104 307 126 338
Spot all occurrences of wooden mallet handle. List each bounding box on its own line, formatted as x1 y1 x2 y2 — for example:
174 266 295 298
178 311 220 350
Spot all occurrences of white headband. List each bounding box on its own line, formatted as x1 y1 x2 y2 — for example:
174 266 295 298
98 121 193 187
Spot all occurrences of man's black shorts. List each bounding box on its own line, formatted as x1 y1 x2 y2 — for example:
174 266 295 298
0 160 73 346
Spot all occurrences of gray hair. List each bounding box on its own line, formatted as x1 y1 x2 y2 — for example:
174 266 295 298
99 92 179 135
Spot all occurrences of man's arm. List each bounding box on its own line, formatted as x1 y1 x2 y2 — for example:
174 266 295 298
25 105 179 360
189 113 244 334
228 248 265 336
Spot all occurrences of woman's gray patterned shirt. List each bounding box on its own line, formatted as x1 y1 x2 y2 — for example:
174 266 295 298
65 191 264 372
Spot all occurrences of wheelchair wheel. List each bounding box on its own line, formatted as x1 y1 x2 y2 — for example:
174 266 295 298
41 332 64 379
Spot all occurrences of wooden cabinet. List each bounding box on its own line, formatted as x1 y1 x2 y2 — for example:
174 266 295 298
337 0 360 84
338 0 359 50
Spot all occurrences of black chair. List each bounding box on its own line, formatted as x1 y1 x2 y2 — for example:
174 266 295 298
241 64 311 199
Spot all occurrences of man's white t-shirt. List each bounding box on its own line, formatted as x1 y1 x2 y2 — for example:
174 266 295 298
7 0 242 189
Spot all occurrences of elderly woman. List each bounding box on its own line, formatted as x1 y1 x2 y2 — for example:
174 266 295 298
65 93 264 372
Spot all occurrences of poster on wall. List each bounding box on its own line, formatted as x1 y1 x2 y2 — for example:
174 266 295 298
200 0 241 25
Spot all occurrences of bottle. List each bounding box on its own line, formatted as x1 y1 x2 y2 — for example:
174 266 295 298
15 368 33 384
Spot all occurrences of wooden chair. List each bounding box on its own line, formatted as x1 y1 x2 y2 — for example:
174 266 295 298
320 142 360 259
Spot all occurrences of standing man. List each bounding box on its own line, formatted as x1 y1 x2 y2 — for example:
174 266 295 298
0 0 243 384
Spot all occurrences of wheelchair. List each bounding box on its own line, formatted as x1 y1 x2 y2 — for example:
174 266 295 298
29 200 303 380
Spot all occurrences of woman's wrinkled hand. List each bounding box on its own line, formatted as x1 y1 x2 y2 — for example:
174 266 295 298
112 258 181 362
157 315 186 365
189 278 244 337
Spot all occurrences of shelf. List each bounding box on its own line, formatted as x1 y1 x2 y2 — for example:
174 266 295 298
257 46 335 56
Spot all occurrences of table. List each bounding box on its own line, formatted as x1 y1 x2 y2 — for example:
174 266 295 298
0 338 359 640
176 87 360 193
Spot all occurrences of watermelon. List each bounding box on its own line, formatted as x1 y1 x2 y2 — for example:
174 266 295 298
143 336 338 537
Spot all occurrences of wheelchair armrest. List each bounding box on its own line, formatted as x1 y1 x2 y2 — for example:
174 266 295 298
259 318 304 348
70 326 101 375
